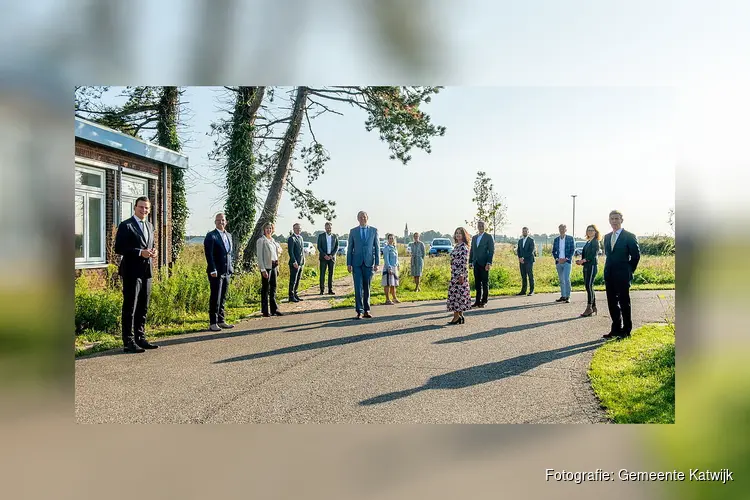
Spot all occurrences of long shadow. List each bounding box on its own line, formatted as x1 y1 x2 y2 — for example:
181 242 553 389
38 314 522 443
359 339 605 406
151 308 443 348
434 316 581 344
214 323 447 364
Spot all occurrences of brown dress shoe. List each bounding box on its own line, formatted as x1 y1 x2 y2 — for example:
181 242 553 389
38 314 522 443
363 312 372 318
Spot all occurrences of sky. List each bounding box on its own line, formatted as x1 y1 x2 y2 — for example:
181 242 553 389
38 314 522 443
176 86 674 240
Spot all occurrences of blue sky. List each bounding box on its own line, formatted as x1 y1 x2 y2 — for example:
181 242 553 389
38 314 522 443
178 86 674 239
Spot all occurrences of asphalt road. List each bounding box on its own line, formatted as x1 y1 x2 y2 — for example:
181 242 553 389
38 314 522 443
75 290 674 423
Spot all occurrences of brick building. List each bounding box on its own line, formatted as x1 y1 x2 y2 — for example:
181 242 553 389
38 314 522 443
74 117 189 276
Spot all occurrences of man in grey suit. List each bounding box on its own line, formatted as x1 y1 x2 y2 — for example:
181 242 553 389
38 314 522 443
346 211 380 319
516 226 536 296
287 223 305 302
317 221 339 295
469 220 494 308
602 210 641 339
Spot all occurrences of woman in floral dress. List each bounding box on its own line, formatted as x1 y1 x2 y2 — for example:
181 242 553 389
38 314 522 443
447 226 472 325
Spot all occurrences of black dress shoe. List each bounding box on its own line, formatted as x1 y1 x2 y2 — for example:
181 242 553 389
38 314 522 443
289 297 299 303
527 292 535 296
602 333 616 339
295 296 304 301
123 343 145 353
135 339 159 349
262 312 271 317
328 290 335 295
471 303 480 308
517 291 526 296
273 311 283 316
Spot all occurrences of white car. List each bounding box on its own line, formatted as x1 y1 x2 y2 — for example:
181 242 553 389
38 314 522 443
302 241 316 256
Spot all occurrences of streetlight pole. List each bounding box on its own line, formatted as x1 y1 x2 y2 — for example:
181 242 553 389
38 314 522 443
571 194 577 241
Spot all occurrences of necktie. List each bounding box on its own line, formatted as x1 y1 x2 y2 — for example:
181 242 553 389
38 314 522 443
611 232 617 250
140 220 148 242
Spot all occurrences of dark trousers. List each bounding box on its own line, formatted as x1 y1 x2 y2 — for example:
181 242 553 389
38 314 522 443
261 268 278 315
288 264 303 298
583 264 597 305
121 276 152 345
519 261 535 293
605 277 631 335
209 274 231 325
473 264 489 304
320 258 334 292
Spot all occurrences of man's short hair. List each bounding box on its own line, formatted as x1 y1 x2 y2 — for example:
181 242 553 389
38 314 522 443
135 196 150 206
215 212 226 219
522 226 528 231
609 210 623 218
325 221 332 227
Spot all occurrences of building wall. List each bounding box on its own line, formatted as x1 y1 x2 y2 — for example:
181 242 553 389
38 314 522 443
75 139 175 277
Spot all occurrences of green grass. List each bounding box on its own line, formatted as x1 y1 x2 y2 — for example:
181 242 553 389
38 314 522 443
588 323 675 423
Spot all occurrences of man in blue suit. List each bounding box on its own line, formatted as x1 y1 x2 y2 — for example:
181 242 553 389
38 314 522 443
552 223 575 303
346 211 380 319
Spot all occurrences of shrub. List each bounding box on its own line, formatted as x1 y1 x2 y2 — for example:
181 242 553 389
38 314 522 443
74 276 121 334
639 236 675 256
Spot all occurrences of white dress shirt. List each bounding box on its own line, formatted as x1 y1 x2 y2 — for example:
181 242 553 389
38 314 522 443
326 234 333 254
558 236 566 260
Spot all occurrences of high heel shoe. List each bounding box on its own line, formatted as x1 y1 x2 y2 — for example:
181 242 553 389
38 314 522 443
459 316 465 324
448 317 461 325
580 305 593 317
592 303 598 315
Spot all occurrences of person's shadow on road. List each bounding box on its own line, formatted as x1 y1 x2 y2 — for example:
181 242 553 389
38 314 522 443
358 339 605 406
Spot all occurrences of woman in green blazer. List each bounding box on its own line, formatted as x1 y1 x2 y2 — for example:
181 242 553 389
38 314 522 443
575 224 602 317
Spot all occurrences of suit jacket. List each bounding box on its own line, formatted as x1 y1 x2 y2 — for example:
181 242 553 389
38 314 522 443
204 229 234 276
552 234 575 263
317 232 339 262
346 225 380 268
469 232 494 267
287 234 306 267
603 229 640 283
581 239 600 266
516 236 536 263
115 216 155 280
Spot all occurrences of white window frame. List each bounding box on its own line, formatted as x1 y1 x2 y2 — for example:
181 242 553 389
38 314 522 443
119 174 149 224
75 165 106 267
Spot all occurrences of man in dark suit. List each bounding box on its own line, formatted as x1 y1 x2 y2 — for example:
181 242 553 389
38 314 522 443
602 210 641 339
346 211 380 319
516 226 536 296
114 196 158 353
204 212 235 332
317 221 339 295
469 220 494 308
552 224 575 303
287 223 306 302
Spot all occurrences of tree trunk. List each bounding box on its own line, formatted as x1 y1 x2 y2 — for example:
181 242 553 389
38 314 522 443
243 86 309 271
225 86 266 266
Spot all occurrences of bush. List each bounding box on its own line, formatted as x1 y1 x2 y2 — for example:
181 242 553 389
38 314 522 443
74 276 121 334
639 235 675 256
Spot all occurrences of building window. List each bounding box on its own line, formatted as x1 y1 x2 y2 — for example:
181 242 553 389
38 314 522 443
120 174 148 223
75 165 106 265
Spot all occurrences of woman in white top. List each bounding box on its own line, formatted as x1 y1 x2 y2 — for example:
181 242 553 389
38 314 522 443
256 222 283 317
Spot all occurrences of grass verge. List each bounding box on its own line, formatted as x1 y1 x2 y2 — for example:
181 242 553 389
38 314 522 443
588 323 675 423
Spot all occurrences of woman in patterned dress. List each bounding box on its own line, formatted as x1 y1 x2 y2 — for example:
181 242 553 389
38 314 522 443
408 232 426 291
447 226 472 325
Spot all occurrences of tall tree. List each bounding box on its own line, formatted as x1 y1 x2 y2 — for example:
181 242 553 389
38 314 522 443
467 171 506 240
242 86 446 267
209 86 266 265
155 87 189 262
